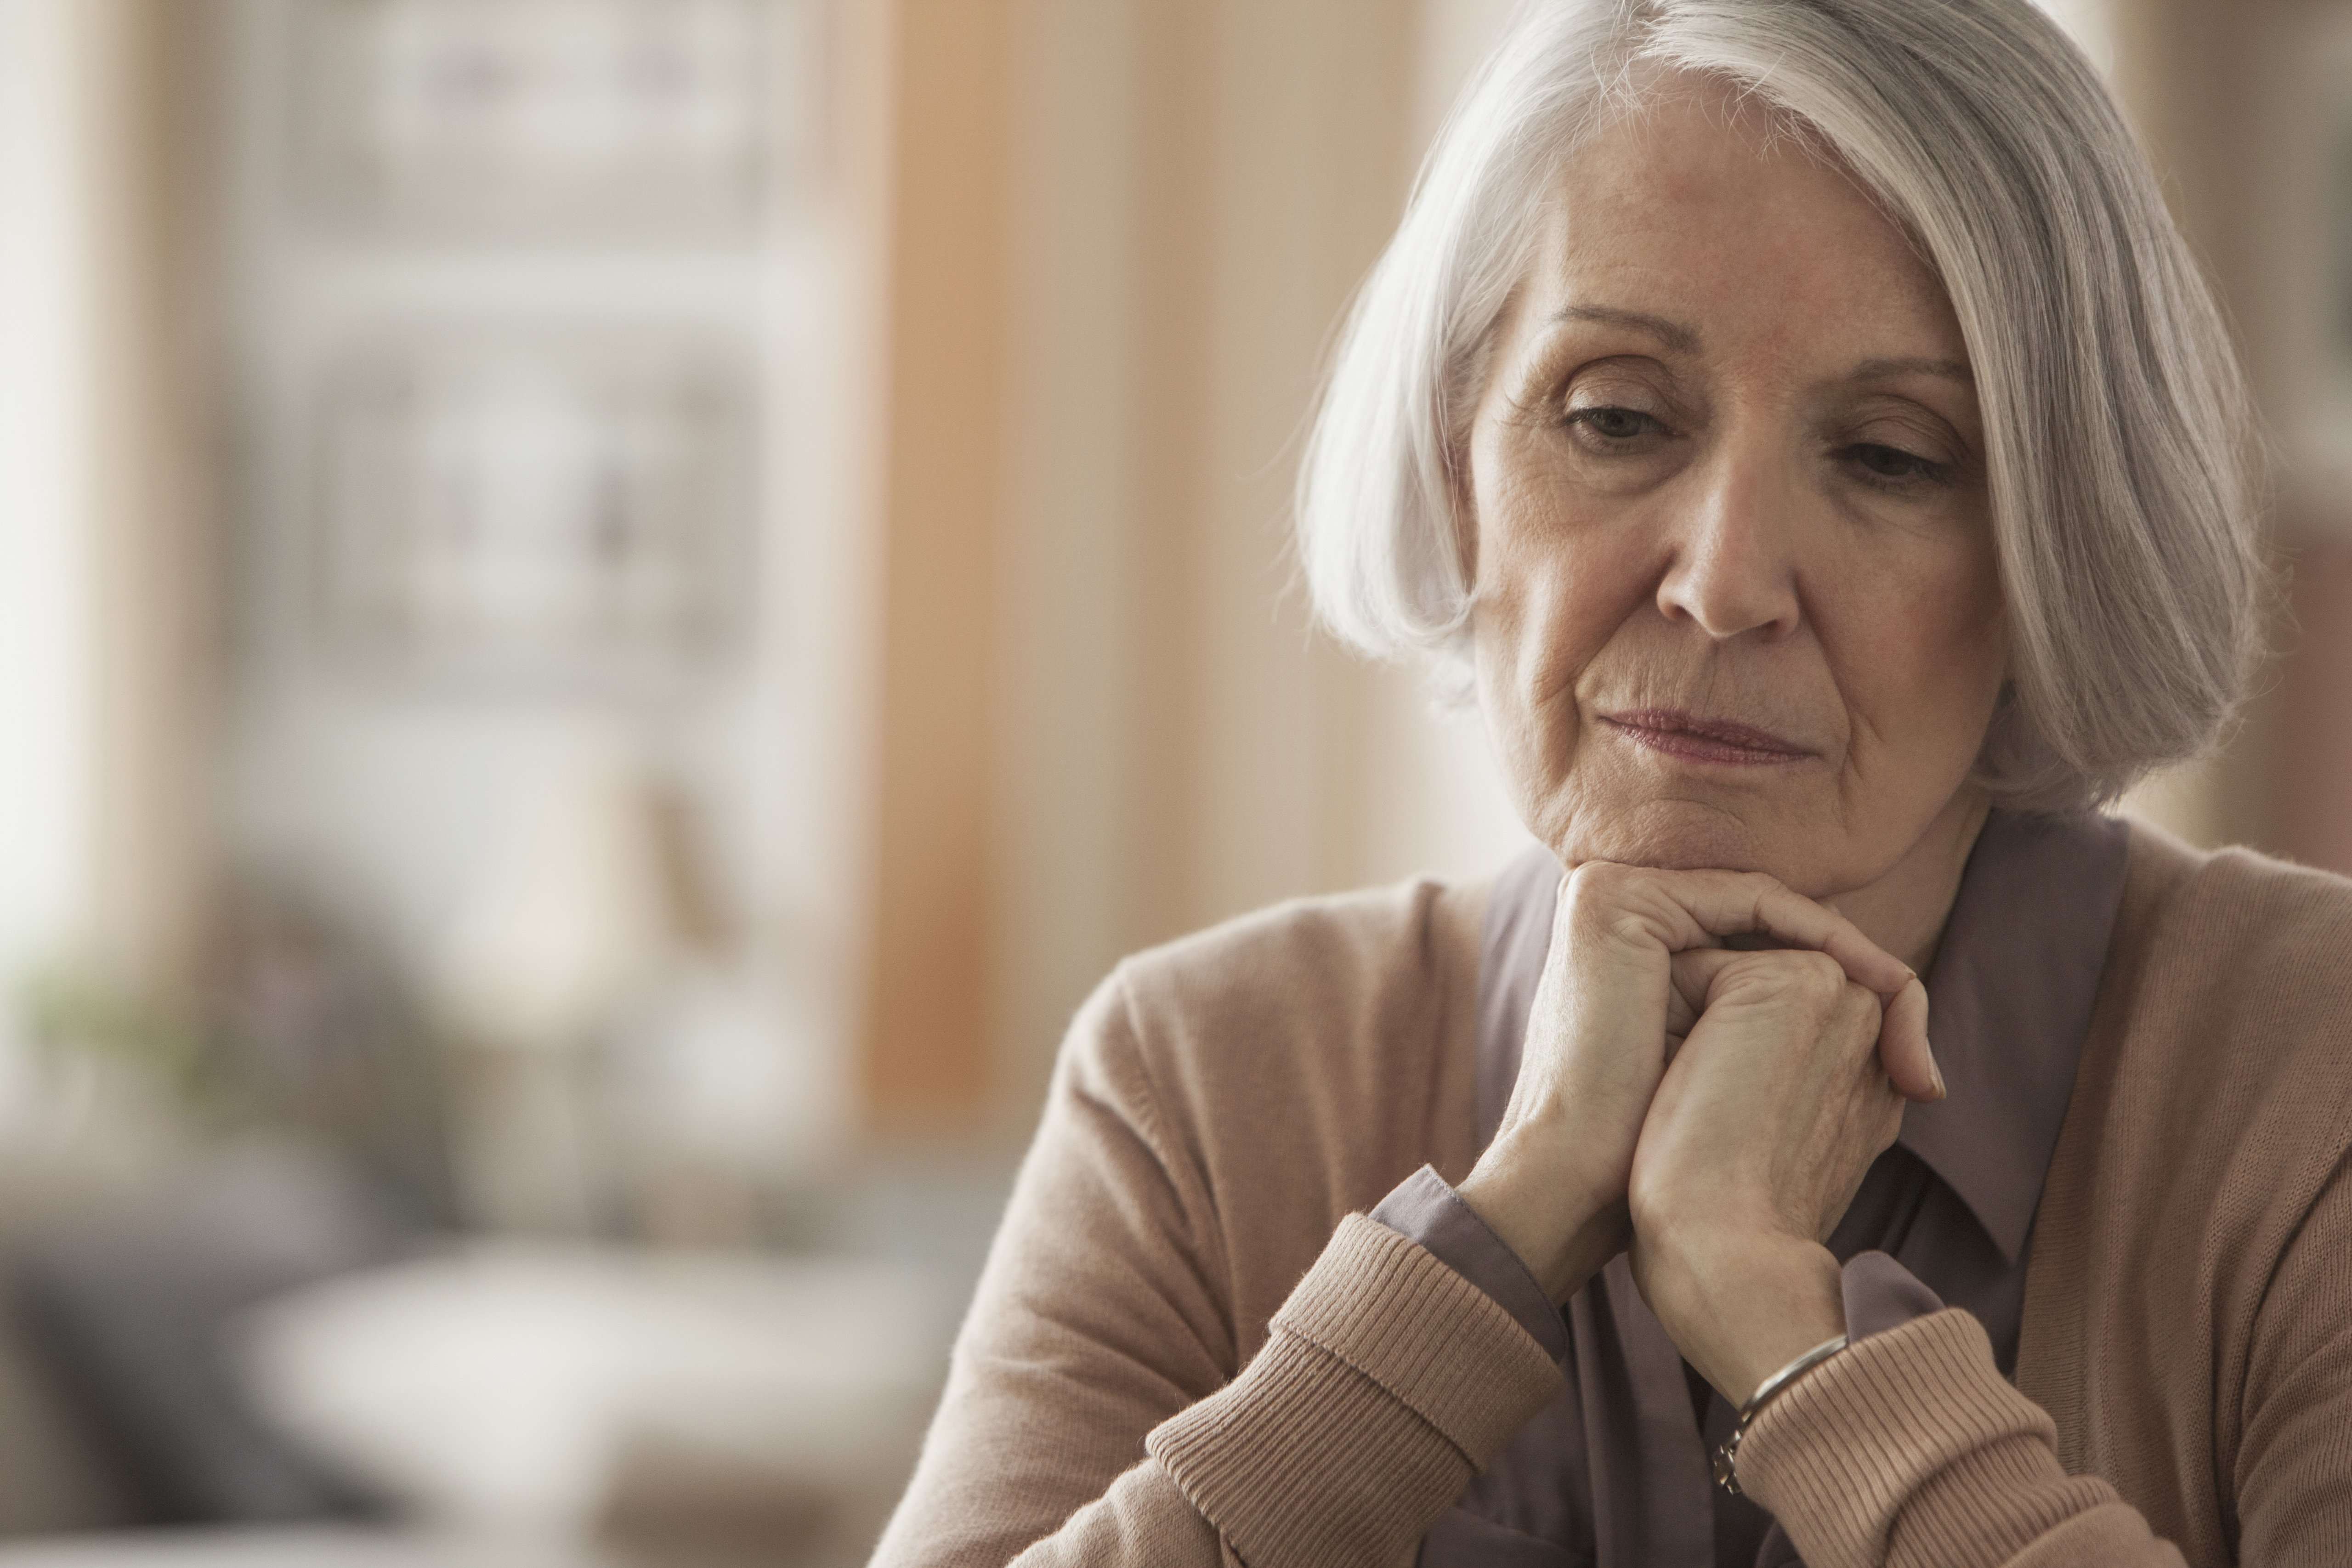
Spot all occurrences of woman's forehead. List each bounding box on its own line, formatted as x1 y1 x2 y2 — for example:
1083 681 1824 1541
1519 90 1966 368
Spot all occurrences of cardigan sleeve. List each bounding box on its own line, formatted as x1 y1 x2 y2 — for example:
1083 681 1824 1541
1734 1158 2352 1568
2230 1151 2352 1563
1733 1309 2188 1568
866 969 1563 1568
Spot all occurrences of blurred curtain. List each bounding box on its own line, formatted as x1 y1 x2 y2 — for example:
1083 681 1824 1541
0 0 217 1532
77 0 220 996
851 0 1534 1138
0 0 215 1001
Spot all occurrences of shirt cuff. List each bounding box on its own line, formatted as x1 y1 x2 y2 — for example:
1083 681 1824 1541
1841 1249 1945 1341
1370 1165 1567 1362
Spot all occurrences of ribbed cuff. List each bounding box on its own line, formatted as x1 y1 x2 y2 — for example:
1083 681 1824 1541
1146 1215 1562 1568
1735 1307 2114 1568
1371 1165 1568 1361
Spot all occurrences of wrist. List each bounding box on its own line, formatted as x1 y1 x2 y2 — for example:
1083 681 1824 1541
1637 1227 1843 1405
1457 1128 1626 1305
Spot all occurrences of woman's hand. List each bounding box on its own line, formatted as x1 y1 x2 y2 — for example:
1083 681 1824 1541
1627 949 1918 1404
1457 862 1937 1307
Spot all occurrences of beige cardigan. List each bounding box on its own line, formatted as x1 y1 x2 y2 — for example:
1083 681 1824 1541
871 826 2352 1567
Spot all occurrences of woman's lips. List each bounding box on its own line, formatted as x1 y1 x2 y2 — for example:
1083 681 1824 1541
1600 708 1815 766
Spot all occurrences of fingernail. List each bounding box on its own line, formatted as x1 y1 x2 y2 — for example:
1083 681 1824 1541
1930 1057 1948 1100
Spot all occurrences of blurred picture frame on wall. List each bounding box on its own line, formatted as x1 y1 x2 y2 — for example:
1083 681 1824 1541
307 327 755 697
2271 4 2352 510
286 0 804 240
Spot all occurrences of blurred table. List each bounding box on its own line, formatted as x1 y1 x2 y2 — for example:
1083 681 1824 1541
231 1244 955 1567
0 1530 615 1567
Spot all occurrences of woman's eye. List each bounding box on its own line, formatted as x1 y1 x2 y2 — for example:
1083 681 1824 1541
1566 405 1663 442
1845 442 1949 484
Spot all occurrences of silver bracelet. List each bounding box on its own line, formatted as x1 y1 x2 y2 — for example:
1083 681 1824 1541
1712 1334 1848 1496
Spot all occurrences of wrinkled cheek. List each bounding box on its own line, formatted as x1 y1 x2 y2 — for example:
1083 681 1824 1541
1473 587 1591 837
1932 582 2009 733
1467 455 1617 830
1482 531 1590 696
1470 599 1543 783
1865 587 2009 784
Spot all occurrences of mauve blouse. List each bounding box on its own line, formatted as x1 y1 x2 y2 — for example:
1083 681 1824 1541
1370 809 2134 1568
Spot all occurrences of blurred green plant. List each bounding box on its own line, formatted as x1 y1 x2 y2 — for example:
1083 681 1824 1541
12 963 249 1124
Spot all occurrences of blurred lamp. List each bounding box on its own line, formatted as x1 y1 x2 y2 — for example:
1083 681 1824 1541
431 736 706 1053
427 733 721 1234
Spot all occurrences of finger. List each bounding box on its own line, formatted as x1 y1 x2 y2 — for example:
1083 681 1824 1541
1583 866 1916 999
1664 947 1746 1036
1877 977 1942 1103
1668 951 1937 1102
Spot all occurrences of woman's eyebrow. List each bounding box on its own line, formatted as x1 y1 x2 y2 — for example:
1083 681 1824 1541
1850 355 1974 385
1548 303 1701 354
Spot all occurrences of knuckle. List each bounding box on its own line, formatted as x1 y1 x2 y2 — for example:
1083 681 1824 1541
1563 860 1632 905
1562 862 1658 944
1791 949 1846 996
1738 871 1792 920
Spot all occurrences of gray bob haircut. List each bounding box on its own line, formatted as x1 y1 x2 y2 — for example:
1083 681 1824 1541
1296 0 2262 811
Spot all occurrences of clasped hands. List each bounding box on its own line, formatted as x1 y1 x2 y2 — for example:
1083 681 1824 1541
1456 863 1941 1409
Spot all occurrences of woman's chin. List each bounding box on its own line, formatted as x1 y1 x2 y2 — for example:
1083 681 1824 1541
1546 794 1832 887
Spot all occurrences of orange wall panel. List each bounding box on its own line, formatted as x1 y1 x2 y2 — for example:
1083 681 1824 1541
861 0 1016 1132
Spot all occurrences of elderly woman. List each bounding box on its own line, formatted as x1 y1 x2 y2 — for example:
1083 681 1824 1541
874 1 2352 1564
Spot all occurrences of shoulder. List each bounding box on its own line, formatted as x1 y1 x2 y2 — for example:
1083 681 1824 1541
1105 877 1483 1113
2030 823 2352 1517
2114 819 2352 1028
2075 819 2352 1217
1067 876 1488 1240
1114 877 1481 1042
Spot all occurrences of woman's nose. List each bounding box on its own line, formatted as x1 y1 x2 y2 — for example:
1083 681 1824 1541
1653 450 1803 642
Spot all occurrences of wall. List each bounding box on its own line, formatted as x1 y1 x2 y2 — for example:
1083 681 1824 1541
2106 0 2352 866
972 0 1532 1132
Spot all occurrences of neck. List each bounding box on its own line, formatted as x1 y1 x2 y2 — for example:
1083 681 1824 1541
1825 789 1992 975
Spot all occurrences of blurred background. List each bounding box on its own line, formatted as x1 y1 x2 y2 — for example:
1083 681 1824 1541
0 0 2346 1563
